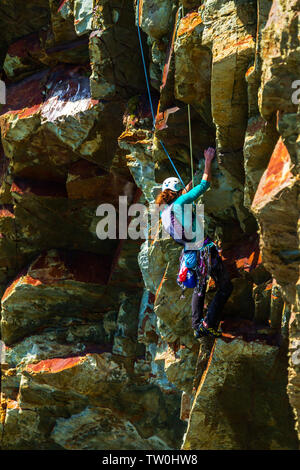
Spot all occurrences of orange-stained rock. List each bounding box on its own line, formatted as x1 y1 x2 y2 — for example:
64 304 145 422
0 72 44 121
22 352 130 399
243 115 279 209
2 274 42 303
5 399 19 410
0 249 119 344
58 0 70 12
177 12 202 38
0 65 126 182
252 138 293 211
250 133 298 288
26 356 84 374
0 206 14 219
118 129 149 145
155 106 180 131
221 233 262 279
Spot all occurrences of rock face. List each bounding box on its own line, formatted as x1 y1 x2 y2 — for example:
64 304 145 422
183 321 298 450
0 0 299 450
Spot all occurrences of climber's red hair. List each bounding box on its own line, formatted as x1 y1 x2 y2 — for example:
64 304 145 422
155 189 181 206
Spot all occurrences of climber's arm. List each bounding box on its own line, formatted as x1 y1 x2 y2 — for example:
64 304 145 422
202 147 215 183
181 180 193 195
175 180 210 205
174 148 215 205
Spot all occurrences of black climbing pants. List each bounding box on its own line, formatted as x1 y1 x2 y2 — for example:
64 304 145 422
192 252 233 331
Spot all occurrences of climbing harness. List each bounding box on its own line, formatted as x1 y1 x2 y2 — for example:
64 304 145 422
176 240 217 299
160 197 218 298
136 0 194 189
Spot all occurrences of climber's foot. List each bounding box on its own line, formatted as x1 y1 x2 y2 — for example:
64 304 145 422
196 320 222 339
194 328 206 340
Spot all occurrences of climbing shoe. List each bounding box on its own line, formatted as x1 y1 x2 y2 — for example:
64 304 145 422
197 320 222 338
194 328 205 340
194 322 210 340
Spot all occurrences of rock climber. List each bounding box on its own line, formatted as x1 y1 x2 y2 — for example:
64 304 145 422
155 147 233 339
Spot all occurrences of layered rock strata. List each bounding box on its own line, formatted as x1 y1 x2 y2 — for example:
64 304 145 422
0 0 299 450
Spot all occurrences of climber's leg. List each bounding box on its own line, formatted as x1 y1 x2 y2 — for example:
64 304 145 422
204 256 233 330
191 284 206 331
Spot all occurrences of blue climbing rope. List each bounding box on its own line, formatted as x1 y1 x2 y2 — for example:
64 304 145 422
136 4 156 126
136 0 185 188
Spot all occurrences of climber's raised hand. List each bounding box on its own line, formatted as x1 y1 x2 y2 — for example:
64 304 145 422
204 147 215 162
201 148 215 182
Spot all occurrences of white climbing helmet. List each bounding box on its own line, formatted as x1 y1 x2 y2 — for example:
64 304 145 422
162 177 182 192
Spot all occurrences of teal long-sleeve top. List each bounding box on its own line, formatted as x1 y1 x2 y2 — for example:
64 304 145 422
174 179 210 207
172 179 210 247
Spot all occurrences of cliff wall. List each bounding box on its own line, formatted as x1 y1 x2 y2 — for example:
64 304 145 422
0 0 299 450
